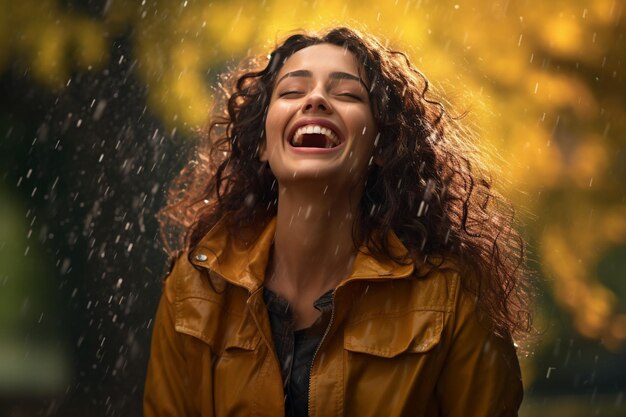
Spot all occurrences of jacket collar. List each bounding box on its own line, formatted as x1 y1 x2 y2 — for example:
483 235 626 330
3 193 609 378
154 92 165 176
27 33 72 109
189 217 416 293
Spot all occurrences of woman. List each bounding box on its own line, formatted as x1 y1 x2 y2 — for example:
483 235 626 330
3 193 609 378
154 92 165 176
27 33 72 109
144 27 532 417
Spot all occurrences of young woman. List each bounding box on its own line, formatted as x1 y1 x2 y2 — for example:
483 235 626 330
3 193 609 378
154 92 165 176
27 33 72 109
144 27 532 417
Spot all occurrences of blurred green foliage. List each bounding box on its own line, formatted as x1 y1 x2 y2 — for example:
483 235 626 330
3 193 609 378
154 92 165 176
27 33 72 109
0 185 69 395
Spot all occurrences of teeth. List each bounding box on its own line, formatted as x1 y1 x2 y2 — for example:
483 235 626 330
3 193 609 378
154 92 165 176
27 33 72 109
291 124 340 147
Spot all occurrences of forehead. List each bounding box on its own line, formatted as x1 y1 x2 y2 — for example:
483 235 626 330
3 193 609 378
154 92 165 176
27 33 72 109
276 43 363 79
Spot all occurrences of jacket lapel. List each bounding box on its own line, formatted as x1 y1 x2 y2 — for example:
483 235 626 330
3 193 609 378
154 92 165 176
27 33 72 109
189 216 419 291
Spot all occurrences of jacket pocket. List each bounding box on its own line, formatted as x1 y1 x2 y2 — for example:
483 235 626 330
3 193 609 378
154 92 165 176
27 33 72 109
344 310 443 357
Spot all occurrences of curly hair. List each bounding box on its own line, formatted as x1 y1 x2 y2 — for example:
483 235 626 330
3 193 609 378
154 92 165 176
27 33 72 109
159 27 532 340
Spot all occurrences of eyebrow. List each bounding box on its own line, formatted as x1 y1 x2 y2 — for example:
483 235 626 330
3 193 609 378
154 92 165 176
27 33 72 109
276 70 368 89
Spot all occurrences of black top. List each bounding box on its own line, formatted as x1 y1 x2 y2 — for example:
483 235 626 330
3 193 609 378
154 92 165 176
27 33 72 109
263 287 334 417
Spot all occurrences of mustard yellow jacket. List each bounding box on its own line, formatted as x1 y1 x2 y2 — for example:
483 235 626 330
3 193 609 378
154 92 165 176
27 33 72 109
144 218 523 417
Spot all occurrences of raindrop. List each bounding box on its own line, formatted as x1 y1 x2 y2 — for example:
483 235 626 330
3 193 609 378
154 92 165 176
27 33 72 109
483 340 492 353
417 201 426 217
93 100 107 121
318 353 326 367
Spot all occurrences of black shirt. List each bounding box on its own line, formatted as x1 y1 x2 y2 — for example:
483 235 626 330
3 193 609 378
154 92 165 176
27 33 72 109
263 287 334 417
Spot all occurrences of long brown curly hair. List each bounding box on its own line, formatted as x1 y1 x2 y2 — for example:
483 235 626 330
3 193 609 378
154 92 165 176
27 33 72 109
160 27 532 340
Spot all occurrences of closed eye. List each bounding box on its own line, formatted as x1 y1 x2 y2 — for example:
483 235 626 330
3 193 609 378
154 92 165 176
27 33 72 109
279 91 304 97
337 92 364 101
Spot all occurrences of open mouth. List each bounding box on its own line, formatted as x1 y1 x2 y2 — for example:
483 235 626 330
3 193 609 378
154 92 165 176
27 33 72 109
290 125 340 149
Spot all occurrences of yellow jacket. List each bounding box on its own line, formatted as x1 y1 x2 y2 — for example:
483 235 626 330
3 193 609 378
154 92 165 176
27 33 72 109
144 218 523 416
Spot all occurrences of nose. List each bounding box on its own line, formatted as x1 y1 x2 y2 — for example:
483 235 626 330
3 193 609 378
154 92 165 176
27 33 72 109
303 90 332 114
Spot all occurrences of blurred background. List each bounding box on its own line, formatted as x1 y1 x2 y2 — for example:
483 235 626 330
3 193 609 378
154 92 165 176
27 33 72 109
0 0 625 415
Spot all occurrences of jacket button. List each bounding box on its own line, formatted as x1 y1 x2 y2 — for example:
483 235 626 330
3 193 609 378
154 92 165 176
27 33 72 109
195 253 208 262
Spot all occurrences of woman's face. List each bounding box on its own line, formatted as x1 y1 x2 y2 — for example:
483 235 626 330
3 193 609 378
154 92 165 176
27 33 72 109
262 43 377 190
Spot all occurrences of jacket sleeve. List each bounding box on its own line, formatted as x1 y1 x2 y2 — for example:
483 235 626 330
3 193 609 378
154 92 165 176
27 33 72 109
435 286 523 417
144 274 207 417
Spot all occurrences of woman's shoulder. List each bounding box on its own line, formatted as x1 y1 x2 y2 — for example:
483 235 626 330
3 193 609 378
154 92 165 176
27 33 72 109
408 253 465 308
162 250 228 301
417 254 515 344
158 250 233 346
408 253 504 334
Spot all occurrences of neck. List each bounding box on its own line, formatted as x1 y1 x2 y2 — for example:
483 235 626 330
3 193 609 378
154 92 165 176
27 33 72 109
267 183 363 299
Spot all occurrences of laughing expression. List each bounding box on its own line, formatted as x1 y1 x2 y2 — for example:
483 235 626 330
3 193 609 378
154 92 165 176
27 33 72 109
262 43 377 190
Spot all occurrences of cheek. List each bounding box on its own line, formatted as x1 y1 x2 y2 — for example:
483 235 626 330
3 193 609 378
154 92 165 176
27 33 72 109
354 111 376 144
353 119 377 166
265 103 287 143
262 107 277 156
